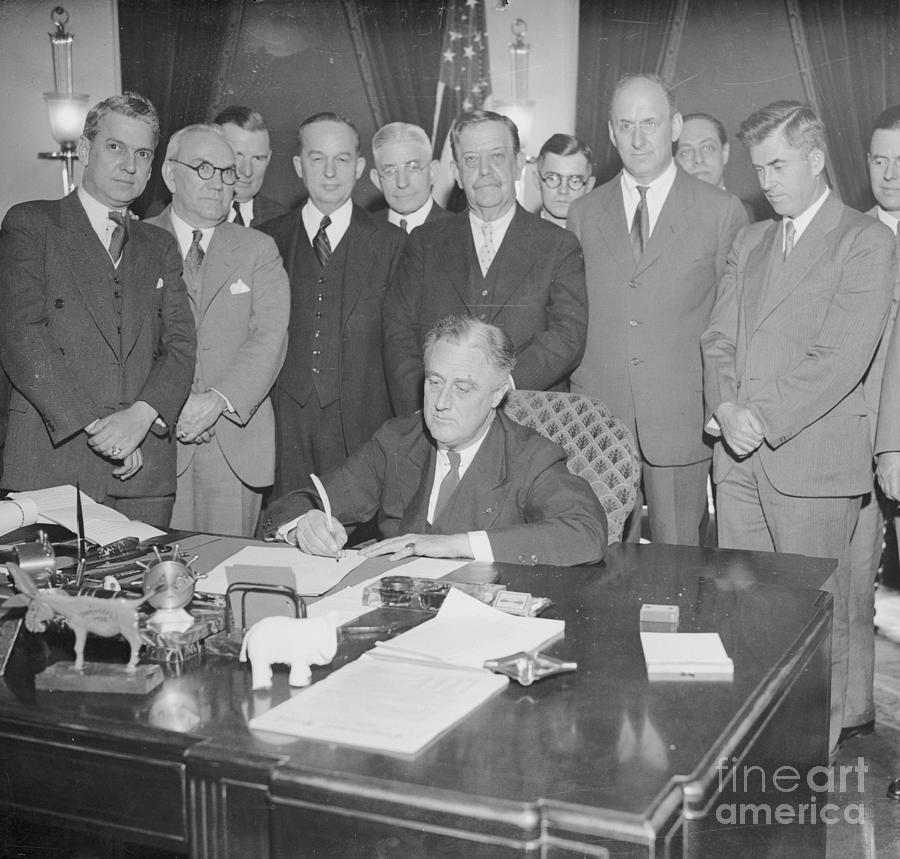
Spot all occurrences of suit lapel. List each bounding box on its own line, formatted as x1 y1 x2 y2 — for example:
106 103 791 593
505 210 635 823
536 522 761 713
58 193 120 354
635 170 693 275
437 212 477 311
589 179 635 278
755 194 841 326
741 222 780 337
340 206 371 324
433 417 511 533
486 206 539 323
119 222 159 357
398 436 437 533
198 226 239 322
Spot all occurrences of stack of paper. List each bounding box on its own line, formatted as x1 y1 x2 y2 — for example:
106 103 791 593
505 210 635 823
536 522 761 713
374 587 565 668
9 485 165 543
640 632 734 680
247 588 565 754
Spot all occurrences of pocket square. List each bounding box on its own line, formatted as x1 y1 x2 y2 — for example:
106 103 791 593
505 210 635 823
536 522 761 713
155 278 164 289
230 279 251 295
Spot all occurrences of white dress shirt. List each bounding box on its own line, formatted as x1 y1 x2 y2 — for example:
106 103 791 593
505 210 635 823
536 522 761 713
77 187 128 269
782 187 830 252
468 202 517 266
620 159 677 237
302 197 353 249
389 197 435 232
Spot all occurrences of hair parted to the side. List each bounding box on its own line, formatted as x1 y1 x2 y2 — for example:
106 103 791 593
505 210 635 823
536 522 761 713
82 92 160 146
738 100 827 157
609 73 678 118
296 111 360 155
538 133 593 168
164 123 229 162
450 110 520 161
213 105 267 132
681 112 728 146
372 122 433 158
871 105 900 141
423 315 517 377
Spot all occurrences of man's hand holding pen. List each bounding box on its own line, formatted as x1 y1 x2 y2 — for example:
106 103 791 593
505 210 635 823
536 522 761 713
291 510 348 558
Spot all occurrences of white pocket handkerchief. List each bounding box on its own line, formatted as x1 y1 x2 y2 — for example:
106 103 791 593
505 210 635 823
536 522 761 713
230 279 251 295
155 278 164 289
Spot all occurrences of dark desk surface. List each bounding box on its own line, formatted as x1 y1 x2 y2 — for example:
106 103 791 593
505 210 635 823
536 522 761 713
0 542 835 857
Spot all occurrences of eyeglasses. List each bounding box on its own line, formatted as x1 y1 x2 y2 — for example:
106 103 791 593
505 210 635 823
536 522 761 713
538 171 590 191
377 160 427 180
169 158 238 185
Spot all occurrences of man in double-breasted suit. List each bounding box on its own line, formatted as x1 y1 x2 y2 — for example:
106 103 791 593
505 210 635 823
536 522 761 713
147 124 289 536
0 93 195 527
259 113 404 499
261 317 607 566
568 74 748 545
702 101 896 757
383 110 587 417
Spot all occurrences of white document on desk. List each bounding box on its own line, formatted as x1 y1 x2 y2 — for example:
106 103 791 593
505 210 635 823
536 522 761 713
374 587 565 668
9 485 165 543
248 652 508 756
197 545 365 596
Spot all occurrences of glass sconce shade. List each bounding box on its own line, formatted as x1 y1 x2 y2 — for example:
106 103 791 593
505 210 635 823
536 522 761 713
43 92 91 147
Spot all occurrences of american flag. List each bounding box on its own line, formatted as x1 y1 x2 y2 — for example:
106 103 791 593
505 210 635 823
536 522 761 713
431 0 492 147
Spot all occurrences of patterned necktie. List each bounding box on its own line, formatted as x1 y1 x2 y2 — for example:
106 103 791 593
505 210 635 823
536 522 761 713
478 223 496 275
314 215 332 267
630 185 649 263
399 218 408 233
107 211 128 263
433 450 461 521
784 219 796 260
185 229 205 277
232 200 245 226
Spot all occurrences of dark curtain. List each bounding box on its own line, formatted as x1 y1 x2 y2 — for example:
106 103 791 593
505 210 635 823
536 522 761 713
118 0 237 216
791 1 900 211
576 0 681 183
348 1 445 133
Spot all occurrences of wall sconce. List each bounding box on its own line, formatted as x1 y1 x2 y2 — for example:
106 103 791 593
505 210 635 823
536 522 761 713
38 6 90 196
496 19 535 158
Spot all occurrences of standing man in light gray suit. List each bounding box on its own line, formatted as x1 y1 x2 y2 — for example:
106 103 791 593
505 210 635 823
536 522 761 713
702 101 896 758
147 124 289 536
568 74 747 544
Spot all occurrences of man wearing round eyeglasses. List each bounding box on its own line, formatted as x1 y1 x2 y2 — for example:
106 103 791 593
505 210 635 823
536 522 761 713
146 123 289 536
370 122 449 232
534 134 596 228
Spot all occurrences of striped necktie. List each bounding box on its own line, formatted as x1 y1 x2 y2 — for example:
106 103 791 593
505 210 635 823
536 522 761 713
185 229 205 277
107 211 128 263
630 186 649 262
314 215 332 267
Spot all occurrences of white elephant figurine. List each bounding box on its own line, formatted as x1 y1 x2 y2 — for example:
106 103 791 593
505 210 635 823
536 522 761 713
239 614 338 690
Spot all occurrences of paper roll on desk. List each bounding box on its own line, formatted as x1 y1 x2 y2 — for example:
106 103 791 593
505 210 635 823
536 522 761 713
0 498 39 537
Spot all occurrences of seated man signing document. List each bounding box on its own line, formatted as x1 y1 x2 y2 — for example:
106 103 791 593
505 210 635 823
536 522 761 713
262 316 607 566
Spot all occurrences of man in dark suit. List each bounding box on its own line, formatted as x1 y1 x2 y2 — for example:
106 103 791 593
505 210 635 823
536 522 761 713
147 124 289 537
369 121 450 232
259 112 404 498
702 101 895 757
0 92 196 527
262 316 607 566
568 74 748 545
383 110 587 417
214 105 287 227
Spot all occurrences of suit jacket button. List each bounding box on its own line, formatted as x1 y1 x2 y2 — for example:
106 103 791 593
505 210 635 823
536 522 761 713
54 299 64 309
629 281 638 288
517 554 526 563
530 554 538 564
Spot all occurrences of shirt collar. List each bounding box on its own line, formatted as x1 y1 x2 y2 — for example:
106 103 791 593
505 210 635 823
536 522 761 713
169 207 215 257
388 196 434 231
876 206 900 235
77 186 127 243
302 197 353 242
231 197 254 224
436 413 495 473
620 159 677 197
785 187 830 243
468 202 517 249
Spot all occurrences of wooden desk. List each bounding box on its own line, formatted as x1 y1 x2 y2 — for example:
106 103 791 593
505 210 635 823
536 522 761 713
0 543 834 858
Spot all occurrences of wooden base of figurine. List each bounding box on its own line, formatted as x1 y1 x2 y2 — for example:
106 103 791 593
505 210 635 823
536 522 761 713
35 661 164 694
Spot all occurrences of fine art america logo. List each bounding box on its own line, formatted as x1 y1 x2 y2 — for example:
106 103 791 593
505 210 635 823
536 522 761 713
715 757 867 825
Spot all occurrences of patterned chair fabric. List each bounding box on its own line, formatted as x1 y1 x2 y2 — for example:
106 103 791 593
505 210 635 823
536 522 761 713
502 390 641 544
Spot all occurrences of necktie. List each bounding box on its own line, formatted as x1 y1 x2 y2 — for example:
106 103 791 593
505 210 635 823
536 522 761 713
478 223 496 275
186 229 205 277
433 450 461 521
630 186 649 263
399 218 408 233
314 215 332 267
232 200 245 226
107 211 128 263
784 219 796 260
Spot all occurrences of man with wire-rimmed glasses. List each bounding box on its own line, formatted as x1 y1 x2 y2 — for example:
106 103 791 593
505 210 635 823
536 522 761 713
146 123 289 536
534 134 596 228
